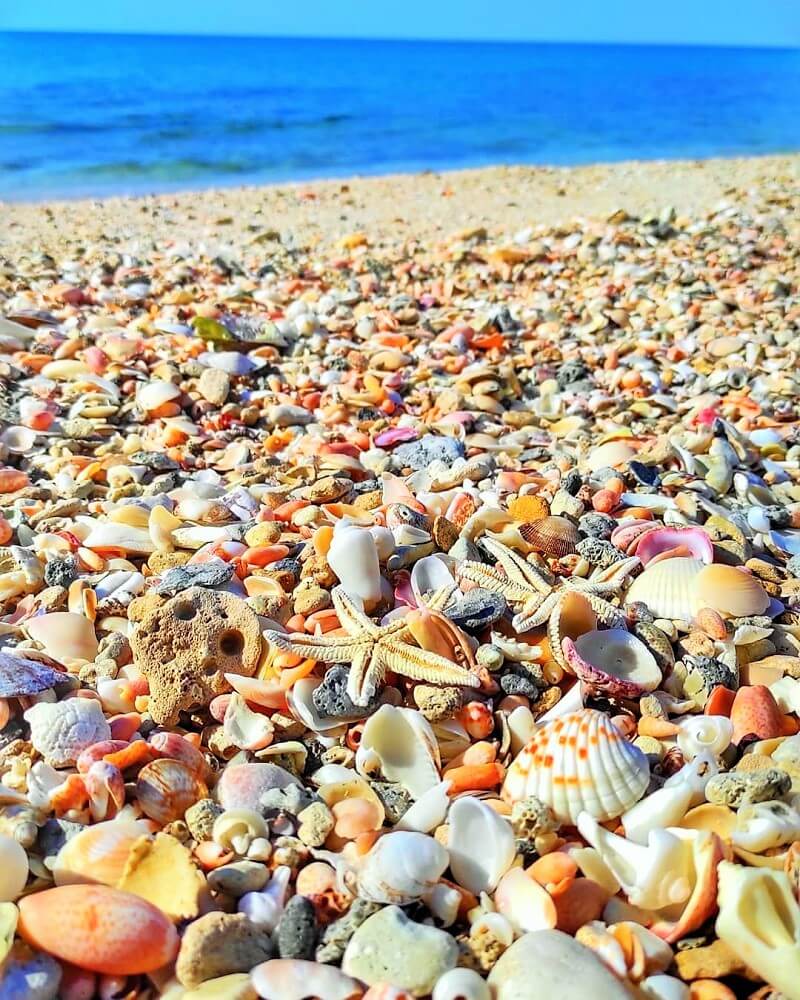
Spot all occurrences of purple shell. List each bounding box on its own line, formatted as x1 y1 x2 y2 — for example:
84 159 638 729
563 630 661 700
0 651 66 698
374 427 419 449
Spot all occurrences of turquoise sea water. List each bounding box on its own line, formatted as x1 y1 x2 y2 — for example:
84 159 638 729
0 32 799 200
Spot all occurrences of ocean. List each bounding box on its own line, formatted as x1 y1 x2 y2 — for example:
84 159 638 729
1 31 799 201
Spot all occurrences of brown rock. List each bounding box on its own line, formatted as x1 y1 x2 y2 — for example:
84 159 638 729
176 912 274 988
197 368 231 407
131 587 262 724
674 940 747 981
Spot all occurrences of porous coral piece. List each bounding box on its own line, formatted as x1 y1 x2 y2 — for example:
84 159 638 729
130 586 262 724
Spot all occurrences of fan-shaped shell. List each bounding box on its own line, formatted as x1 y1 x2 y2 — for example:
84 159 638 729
624 557 704 621
519 516 579 558
586 440 637 473
693 564 770 619
53 820 150 886
356 831 448 904
502 709 650 824
565 629 661 698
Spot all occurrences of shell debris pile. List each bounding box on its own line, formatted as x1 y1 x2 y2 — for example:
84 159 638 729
2 179 800 1000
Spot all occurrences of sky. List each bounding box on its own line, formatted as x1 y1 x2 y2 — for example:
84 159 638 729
1 0 799 47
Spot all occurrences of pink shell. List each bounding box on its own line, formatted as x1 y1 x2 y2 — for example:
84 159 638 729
563 631 661 699
610 520 659 553
636 527 713 567
374 427 419 448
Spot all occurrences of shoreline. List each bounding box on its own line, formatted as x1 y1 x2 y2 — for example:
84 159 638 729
2 153 799 257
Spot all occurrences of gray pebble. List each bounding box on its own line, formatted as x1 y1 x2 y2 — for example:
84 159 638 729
208 861 269 896
154 557 234 596
446 588 507 631
313 664 379 718
43 555 78 589
391 436 464 471
706 768 791 808
260 783 314 817
578 512 616 540
576 537 625 568
500 672 539 699
277 895 318 960
371 781 413 824
316 898 381 964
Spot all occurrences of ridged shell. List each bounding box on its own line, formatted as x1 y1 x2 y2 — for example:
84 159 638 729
519 516 579 557
502 709 650 823
135 759 207 825
693 564 770 619
624 557 705 621
53 820 149 886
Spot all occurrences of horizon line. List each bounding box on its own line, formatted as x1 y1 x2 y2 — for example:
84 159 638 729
1 27 799 51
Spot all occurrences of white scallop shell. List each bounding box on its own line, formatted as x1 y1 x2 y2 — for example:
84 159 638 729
502 709 650 824
625 557 704 621
447 796 515 894
356 831 448 905
356 705 440 800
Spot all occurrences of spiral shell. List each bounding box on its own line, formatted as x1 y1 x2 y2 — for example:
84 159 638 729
502 709 650 824
135 759 207 825
518 516 580 558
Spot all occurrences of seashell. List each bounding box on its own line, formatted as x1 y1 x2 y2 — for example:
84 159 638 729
116 830 205 922
319 776 385 841
433 969 491 1000
548 591 596 671
586 441 637 473
448 796 514 894
135 759 208 826
502 709 650 823
493 866 557 933
213 809 268 855
287 677 350 734
676 715 733 760
0 835 28 902
715 862 800 1000
0 426 37 453
356 705 440 800
636 527 713 567
411 555 455 604
83 522 156 556
731 800 800 852
680 803 737 839
26 611 99 662
327 523 382 607
239 865 291 933
216 763 300 811
622 755 714 844
251 959 362 1000
518 515 580 557
565 629 661 698
395 781 451 833
0 650 65 697
693 564 770 619
53 819 149 886
730 685 785 744
357 831 448 904
199 351 264 374
17 884 179 975
648 829 725 943
137 380 181 412
25 698 111 767
149 504 182 552
625 558 705 621
223 694 274 751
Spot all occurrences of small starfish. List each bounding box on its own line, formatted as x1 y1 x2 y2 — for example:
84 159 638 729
459 536 639 633
264 585 479 707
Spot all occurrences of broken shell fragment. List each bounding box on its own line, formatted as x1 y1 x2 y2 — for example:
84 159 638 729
565 629 661 698
356 704 441 800
447 796 515 893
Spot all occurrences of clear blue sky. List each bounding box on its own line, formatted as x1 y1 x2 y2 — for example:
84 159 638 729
1 0 798 47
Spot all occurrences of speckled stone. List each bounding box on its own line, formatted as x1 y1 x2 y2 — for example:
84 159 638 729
578 512 616 540
705 768 791 808
208 861 270 897
575 537 624 568
176 913 274 988
313 664 379 718
391 436 464 471
343 905 458 997
315 898 381 964
185 799 224 841
153 558 234 597
446 589 507 631
371 781 413 824
277 895 318 960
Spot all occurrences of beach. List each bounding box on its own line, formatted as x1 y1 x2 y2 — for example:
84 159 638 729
2 151 800 998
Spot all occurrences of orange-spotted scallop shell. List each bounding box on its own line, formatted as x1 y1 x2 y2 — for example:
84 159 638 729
502 709 650 824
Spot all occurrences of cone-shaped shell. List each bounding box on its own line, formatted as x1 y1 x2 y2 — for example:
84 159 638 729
502 709 650 824
624 557 704 621
519 516 579 558
17 884 179 975
565 629 661 699
693 564 770 619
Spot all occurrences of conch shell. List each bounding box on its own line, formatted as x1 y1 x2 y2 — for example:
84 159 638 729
502 710 650 824
356 831 448 905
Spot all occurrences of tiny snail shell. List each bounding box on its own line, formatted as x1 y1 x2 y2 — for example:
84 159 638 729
676 715 733 760
433 968 491 1000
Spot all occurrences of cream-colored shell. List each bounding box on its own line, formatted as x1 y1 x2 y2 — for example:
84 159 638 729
502 709 650 824
625 557 705 621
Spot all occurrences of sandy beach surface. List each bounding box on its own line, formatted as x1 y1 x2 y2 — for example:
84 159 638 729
3 154 799 255
3 153 800 998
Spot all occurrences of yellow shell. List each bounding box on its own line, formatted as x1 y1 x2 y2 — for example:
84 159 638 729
548 591 597 671
693 564 770 619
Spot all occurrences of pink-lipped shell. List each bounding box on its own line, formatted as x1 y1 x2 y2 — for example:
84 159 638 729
636 527 713 567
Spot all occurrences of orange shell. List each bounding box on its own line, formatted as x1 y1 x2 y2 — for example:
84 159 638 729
519 515 579 557
17 884 179 975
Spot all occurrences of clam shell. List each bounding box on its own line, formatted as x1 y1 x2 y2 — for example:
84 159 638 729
53 819 149 886
565 629 661 698
693 564 770 619
624 557 705 621
519 515 579 558
26 611 99 662
357 831 448 904
327 523 382 606
586 440 637 473
502 709 650 824
356 705 440 800
83 522 156 556
137 380 181 412
447 796 515 894
636 527 713 566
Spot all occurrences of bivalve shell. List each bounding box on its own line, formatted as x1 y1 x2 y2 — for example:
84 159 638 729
502 709 650 824
693 564 770 619
565 629 661 698
624 558 705 621
519 516 580 558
